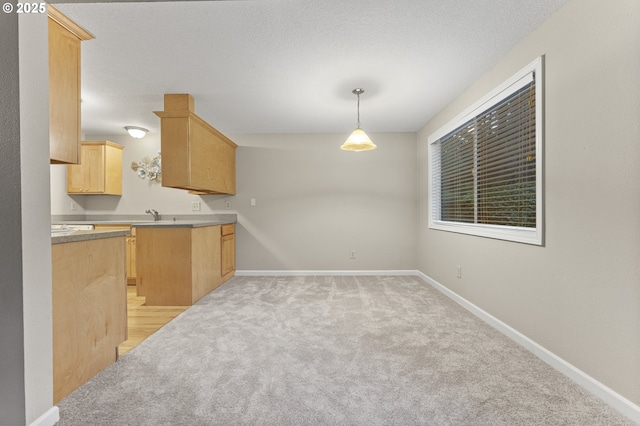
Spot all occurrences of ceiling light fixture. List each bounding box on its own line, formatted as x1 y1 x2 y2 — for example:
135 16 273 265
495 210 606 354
341 88 376 152
125 126 149 139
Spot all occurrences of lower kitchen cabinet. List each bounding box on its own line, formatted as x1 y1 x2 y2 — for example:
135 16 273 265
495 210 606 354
136 223 235 306
94 224 136 284
127 229 136 284
221 224 235 280
52 235 127 404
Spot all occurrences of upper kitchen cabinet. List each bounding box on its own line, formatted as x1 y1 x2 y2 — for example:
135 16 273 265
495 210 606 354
67 141 123 195
48 5 94 164
154 94 237 194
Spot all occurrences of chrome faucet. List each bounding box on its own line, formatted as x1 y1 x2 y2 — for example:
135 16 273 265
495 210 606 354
145 209 160 221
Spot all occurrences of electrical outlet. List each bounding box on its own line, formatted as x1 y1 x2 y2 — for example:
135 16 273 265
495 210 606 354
350 249 356 259
456 265 462 279
250 198 256 207
70 200 77 211
225 201 231 210
191 201 201 211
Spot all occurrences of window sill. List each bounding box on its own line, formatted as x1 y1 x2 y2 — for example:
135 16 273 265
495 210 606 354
429 220 543 246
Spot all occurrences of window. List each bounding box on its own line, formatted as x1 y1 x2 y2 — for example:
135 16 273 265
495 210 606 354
429 57 543 245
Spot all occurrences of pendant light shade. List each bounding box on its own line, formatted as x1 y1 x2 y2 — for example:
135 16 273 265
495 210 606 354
341 127 376 151
341 88 376 151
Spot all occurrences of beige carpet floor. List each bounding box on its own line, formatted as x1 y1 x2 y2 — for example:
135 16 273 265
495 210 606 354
58 275 632 425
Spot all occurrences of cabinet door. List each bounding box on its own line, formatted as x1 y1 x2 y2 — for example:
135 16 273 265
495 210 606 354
66 149 86 192
67 144 104 192
49 18 81 164
94 224 134 282
127 235 137 283
221 233 235 278
84 144 105 192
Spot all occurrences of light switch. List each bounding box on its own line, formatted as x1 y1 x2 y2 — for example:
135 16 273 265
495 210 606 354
250 198 256 207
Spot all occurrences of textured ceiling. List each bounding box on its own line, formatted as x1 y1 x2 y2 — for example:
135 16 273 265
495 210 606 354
56 0 568 136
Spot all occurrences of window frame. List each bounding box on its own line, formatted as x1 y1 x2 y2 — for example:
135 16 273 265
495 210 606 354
428 56 544 246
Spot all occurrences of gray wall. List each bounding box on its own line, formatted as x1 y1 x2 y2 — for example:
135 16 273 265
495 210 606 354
0 11 26 425
0 12 55 425
52 132 418 271
232 133 417 271
417 0 640 405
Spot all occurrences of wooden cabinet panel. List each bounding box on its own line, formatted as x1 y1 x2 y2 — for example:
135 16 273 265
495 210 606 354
84 144 105 192
48 5 93 164
189 118 236 194
159 117 190 189
136 223 235 306
136 228 193 306
154 94 237 194
221 224 235 280
191 226 222 304
49 18 80 164
67 141 123 194
52 236 127 403
221 223 235 236
93 224 135 284
127 234 137 284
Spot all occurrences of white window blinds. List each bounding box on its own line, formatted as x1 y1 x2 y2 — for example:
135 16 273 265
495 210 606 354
429 57 543 245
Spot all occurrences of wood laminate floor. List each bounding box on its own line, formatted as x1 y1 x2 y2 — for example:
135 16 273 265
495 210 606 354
118 286 188 356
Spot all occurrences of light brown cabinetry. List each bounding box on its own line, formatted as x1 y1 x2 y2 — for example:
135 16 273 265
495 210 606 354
52 235 127 403
93 224 136 284
67 141 123 195
136 224 235 306
127 229 137 284
221 224 235 280
154 94 237 194
48 5 94 164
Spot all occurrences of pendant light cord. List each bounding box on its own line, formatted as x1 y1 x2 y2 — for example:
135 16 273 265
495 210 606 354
356 92 361 128
352 88 365 128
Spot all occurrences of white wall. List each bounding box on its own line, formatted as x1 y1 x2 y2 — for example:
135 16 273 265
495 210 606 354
232 133 417 271
19 12 55 424
417 0 640 405
51 132 418 271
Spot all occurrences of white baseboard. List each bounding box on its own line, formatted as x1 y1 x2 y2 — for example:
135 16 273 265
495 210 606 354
235 269 419 277
415 271 640 424
29 407 59 426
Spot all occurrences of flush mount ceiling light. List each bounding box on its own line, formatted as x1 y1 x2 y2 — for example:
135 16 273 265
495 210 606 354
340 88 376 152
124 126 149 139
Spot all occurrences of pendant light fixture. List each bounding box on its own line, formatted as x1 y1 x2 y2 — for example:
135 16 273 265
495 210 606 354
341 88 376 151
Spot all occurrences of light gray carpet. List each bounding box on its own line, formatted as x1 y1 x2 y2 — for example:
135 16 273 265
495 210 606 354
58 275 632 425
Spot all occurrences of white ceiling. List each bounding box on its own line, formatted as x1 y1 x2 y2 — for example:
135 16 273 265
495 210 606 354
56 0 568 137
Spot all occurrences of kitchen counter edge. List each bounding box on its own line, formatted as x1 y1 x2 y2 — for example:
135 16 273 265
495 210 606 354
51 230 130 245
132 220 234 228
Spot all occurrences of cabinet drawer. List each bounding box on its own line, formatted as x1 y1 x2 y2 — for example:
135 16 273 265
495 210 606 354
221 224 235 236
